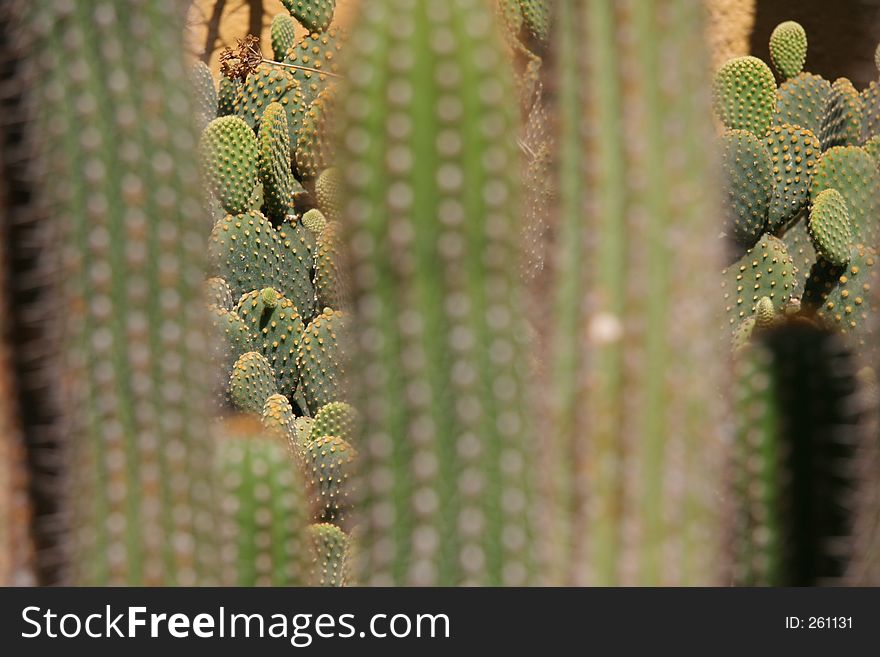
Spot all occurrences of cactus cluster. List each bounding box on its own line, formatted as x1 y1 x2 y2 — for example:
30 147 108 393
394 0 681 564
2 1 880 590
714 21 880 584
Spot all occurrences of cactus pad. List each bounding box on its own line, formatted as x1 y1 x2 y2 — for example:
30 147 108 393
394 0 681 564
296 309 346 413
208 211 287 301
713 56 777 136
861 81 880 142
235 289 306 399
721 129 772 246
303 435 356 522
205 277 233 310
257 102 294 223
315 167 342 222
518 0 550 43
722 234 800 330
302 209 328 235
283 27 344 108
807 189 853 267
769 21 807 80
282 0 336 33
313 222 341 310
271 14 298 61
307 523 350 586
765 123 821 233
311 401 357 443
233 64 308 151
200 116 259 215
190 60 218 130
295 84 336 179
218 77 242 117
774 72 830 135
819 78 863 150
810 146 880 248
261 393 298 449
229 352 279 414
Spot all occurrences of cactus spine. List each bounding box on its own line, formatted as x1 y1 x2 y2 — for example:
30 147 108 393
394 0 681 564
23 0 217 584
340 0 536 585
547 0 726 585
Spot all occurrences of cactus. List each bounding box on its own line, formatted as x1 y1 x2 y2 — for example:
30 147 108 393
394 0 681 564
548 0 726 585
271 13 298 62
315 167 342 222
190 60 218 130
217 76 242 117
807 189 853 267
311 401 357 443
209 211 287 300
217 417 312 586
18 0 218 584
722 235 800 330
303 435 355 523
721 129 772 246
731 321 864 585
229 352 279 414
206 277 234 310
313 222 341 310
713 56 777 136
810 146 880 249
295 308 345 414
262 393 298 449
302 208 328 235
518 0 550 44
257 102 294 223
774 73 830 135
765 123 820 233
235 288 305 399
307 523 350 586
200 116 258 215
820 78 863 150
339 0 536 585
295 84 336 180
768 21 807 81
233 64 308 155
282 0 336 33
283 27 344 108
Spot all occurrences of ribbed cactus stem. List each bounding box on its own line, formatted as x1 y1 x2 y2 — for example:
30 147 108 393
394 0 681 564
23 0 217 584
548 0 725 585
340 0 536 585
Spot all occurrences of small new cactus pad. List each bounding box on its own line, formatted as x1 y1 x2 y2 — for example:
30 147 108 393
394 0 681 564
200 116 258 215
861 82 879 141
819 78 863 150
217 419 312 586
257 103 293 223
208 211 287 301
233 64 308 152
205 277 233 310
190 60 218 130
307 523 350 586
295 84 336 180
282 0 336 33
311 401 357 443
722 234 799 329
518 0 550 43
721 130 772 246
769 21 807 80
271 14 298 61
755 295 776 328
302 208 328 235
774 73 830 135
765 124 821 233
713 56 777 136
807 189 853 267
313 223 341 310
218 77 242 117
303 435 356 522
262 394 298 449
296 309 345 413
803 245 878 356
732 322 862 585
810 146 880 248
235 288 305 399
315 167 342 222
229 352 279 415
283 27 344 108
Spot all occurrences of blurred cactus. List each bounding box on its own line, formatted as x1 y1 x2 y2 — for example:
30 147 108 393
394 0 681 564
547 0 726 585
339 0 537 585
15 0 218 584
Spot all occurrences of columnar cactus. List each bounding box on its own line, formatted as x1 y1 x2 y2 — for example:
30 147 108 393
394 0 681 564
339 0 537 585
547 0 726 585
21 0 218 584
